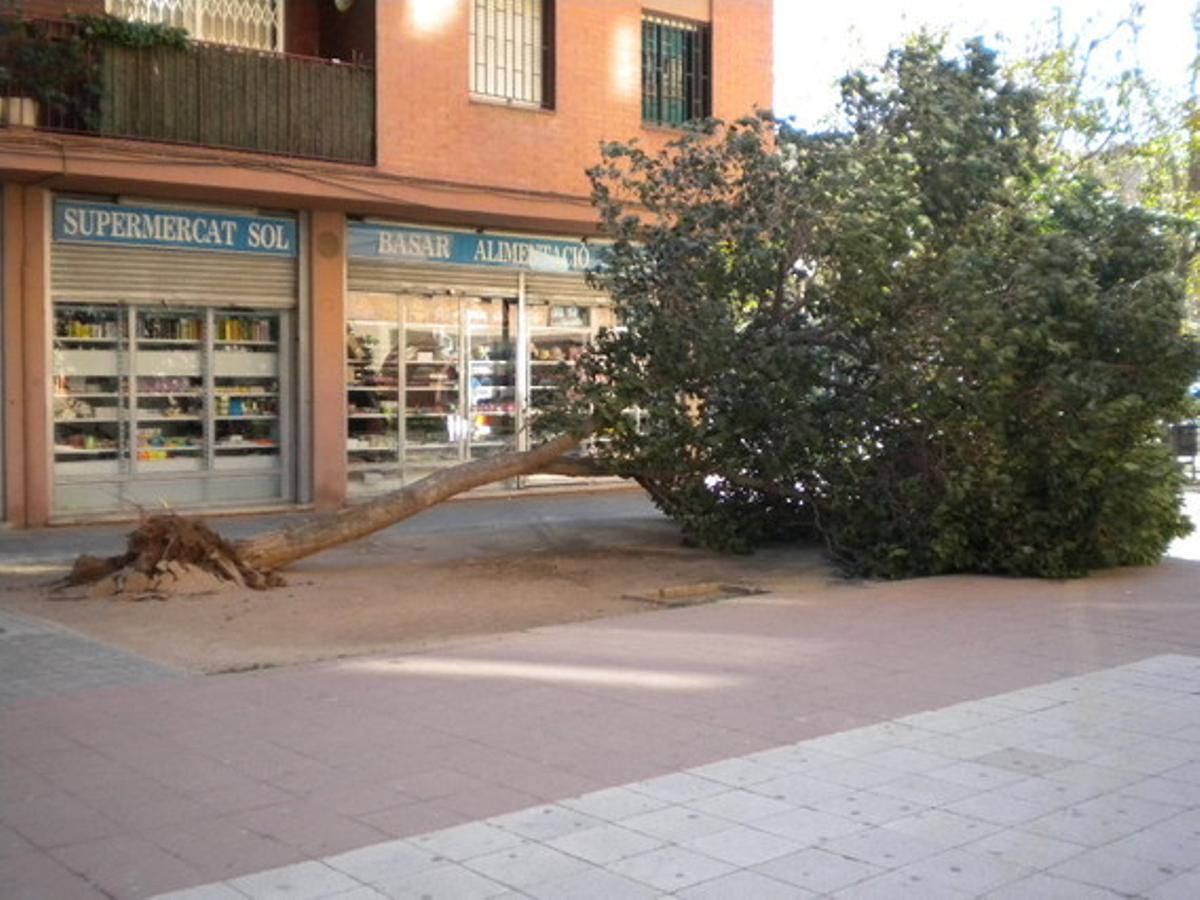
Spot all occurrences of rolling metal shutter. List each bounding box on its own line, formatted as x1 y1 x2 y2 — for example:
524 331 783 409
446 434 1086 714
524 271 609 306
51 244 297 307
348 260 519 298
349 260 610 306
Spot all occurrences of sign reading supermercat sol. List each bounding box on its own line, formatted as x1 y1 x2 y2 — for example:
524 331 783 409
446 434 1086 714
53 200 298 257
348 222 607 274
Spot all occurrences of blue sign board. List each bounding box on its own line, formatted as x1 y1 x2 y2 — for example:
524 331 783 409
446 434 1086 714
54 200 298 257
348 222 607 274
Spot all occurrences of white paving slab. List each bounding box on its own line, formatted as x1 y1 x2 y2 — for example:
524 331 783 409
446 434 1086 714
153 655 1200 900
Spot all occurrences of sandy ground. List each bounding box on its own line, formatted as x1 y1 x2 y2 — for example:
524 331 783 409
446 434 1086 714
3 488 1195 675
0 492 834 673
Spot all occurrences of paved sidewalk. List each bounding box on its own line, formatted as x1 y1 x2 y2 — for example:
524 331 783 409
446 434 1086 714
1 550 1198 898
0 610 183 706
155 655 1200 899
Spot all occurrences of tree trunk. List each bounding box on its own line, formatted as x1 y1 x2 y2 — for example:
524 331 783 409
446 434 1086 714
236 428 593 571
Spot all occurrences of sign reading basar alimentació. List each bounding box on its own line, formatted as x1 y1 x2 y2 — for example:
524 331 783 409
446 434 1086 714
348 222 608 274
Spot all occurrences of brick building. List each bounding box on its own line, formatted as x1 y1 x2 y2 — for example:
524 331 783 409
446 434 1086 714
0 0 773 526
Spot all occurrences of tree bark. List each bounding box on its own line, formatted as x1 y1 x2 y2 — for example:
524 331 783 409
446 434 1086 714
236 428 593 571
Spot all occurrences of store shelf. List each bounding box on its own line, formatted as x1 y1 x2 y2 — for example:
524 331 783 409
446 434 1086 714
55 447 122 455
348 446 398 454
216 391 279 398
214 340 277 347
136 415 203 422
406 359 459 365
215 415 278 421
137 339 204 346
349 413 391 419
215 443 278 452
349 462 401 472
137 446 202 453
138 392 202 398
53 336 121 344
347 385 398 391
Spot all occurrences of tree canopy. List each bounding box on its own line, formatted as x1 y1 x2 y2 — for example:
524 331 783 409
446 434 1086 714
559 36 1199 579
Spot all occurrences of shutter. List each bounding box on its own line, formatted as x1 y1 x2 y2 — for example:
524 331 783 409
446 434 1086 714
524 271 610 306
348 259 520 298
51 244 297 308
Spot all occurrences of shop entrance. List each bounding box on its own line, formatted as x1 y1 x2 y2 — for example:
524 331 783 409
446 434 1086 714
346 293 520 496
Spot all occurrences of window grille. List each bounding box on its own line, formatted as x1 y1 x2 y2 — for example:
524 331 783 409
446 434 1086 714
642 13 711 127
470 0 555 109
106 0 283 52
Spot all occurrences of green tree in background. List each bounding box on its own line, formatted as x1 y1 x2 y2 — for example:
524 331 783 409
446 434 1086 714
1009 3 1200 325
564 36 1199 578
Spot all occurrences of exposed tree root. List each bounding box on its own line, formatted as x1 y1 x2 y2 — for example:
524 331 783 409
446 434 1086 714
58 513 282 600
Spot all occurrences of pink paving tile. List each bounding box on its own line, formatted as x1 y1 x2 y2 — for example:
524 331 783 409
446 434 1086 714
292 779 420 817
441 784 546 820
0 761 59 806
355 799 467 838
387 768 489 801
192 779 295 815
50 835 207 900
0 822 36 858
3 791 126 850
225 800 392 858
0 723 85 760
0 849 110 900
144 817 307 883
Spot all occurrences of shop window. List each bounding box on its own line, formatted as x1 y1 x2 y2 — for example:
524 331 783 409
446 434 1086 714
642 13 711 127
52 303 292 515
106 0 283 52
469 0 556 109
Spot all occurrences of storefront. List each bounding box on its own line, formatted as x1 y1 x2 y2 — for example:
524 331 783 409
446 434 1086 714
345 221 613 496
48 197 306 518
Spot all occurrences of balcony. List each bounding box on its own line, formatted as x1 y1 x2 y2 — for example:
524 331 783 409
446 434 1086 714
0 17 375 165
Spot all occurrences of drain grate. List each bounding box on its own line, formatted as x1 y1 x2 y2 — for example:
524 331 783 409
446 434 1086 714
625 582 765 608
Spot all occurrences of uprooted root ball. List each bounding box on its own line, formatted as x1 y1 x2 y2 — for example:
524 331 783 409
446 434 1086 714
60 514 282 599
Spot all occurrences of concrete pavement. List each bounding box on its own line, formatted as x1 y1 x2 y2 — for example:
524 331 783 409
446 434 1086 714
1 492 1199 898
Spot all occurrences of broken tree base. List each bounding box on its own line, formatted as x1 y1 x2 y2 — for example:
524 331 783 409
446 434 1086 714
58 514 282 600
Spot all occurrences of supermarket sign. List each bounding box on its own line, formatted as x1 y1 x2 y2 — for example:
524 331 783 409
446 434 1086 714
53 199 298 257
349 222 608 274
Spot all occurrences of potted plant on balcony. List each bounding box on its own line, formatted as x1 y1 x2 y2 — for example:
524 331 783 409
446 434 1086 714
0 16 96 129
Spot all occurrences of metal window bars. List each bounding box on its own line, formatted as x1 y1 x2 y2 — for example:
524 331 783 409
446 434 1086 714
642 13 711 127
469 0 553 108
106 0 282 52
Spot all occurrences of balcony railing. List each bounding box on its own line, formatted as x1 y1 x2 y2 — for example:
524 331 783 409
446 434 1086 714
2 19 375 165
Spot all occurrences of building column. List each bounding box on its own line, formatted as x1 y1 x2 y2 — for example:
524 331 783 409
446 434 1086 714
2 185 51 527
310 209 347 511
2 185 25 526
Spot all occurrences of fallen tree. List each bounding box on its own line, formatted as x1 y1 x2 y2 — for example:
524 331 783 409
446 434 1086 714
63 427 599 598
60 38 1199 596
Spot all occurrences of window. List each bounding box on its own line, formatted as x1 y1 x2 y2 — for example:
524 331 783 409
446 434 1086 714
106 0 283 52
642 13 711 127
469 0 556 109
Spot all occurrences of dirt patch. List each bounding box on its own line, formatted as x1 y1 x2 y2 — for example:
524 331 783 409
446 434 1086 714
0 521 832 673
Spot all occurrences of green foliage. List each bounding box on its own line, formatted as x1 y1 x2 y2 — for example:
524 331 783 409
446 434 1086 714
569 37 1199 578
0 13 188 128
0 17 98 125
69 13 189 51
